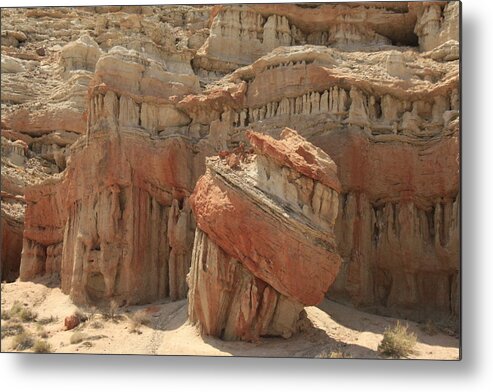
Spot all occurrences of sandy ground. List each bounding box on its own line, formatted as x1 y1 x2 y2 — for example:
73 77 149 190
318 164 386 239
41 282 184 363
0 278 459 359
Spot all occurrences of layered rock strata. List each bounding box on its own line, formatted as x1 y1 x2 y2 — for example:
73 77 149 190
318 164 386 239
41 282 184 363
18 45 199 305
4 2 460 322
187 129 342 341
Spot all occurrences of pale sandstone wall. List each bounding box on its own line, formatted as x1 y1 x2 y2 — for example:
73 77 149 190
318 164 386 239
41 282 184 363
3 3 459 321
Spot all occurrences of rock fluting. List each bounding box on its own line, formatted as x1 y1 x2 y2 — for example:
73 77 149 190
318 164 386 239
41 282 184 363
2 3 459 324
187 128 342 341
19 44 198 306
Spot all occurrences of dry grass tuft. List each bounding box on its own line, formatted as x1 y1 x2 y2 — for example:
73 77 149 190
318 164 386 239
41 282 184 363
103 300 124 322
36 324 49 339
38 315 57 325
3 301 37 322
33 340 52 353
378 321 417 358
316 349 351 359
129 309 151 334
11 332 34 351
70 331 88 345
1 321 25 339
90 320 104 329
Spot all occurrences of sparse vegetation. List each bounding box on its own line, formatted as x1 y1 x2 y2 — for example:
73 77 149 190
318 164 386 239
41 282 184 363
1 321 25 339
378 321 417 358
36 325 49 339
103 300 124 322
316 349 351 359
129 309 151 334
74 309 88 322
38 315 57 325
3 301 37 322
90 320 104 329
11 332 34 351
70 331 88 344
19 307 38 322
87 306 98 320
33 340 52 353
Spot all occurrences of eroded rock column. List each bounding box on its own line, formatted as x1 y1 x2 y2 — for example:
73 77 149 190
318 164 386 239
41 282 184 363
187 128 342 341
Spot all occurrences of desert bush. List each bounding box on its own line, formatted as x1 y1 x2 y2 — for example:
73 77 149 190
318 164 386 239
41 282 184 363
86 306 98 320
9 301 23 315
1 321 24 339
11 332 34 351
5 301 37 322
74 309 88 322
33 340 52 353
103 300 124 322
378 321 417 358
70 331 88 344
36 325 49 339
90 320 104 329
131 310 151 326
128 309 151 334
38 315 57 325
316 349 351 359
19 308 38 322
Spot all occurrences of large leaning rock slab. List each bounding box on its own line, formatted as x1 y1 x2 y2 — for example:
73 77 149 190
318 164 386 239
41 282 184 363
188 128 342 341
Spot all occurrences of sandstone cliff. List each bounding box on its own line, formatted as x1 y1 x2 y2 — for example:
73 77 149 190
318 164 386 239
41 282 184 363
2 2 459 323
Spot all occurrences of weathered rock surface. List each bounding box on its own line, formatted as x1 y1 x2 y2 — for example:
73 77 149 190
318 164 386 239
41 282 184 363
3 3 459 323
19 44 198 305
188 129 342 340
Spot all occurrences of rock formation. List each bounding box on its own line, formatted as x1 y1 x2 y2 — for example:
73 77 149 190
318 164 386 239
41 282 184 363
2 3 460 324
188 129 342 340
18 43 200 306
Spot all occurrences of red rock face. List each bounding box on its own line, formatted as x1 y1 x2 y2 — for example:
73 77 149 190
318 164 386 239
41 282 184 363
20 131 195 306
188 129 342 340
310 129 459 318
7 3 459 325
191 168 340 305
1 213 23 282
247 128 341 192
188 229 306 341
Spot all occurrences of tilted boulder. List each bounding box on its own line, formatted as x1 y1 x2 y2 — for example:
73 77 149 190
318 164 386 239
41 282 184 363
187 128 342 341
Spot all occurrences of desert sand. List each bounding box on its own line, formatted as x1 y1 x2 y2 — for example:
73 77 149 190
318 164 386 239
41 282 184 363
1 278 459 359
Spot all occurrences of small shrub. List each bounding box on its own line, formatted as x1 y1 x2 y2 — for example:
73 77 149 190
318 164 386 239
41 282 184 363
9 301 23 315
36 325 49 339
128 309 151 334
378 321 417 358
38 315 57 325
70 332 88 345
11 332 34 351
19 308 38 322
90 320 104 329
74 309 88 322
91 321 104 329
33 340 52 353
316 349 351 359
103 300 123 322
1 321 24 339
131 310 151 326
86 306 98 320
1 310 10 321
6 301 37 322
328 351 352 359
